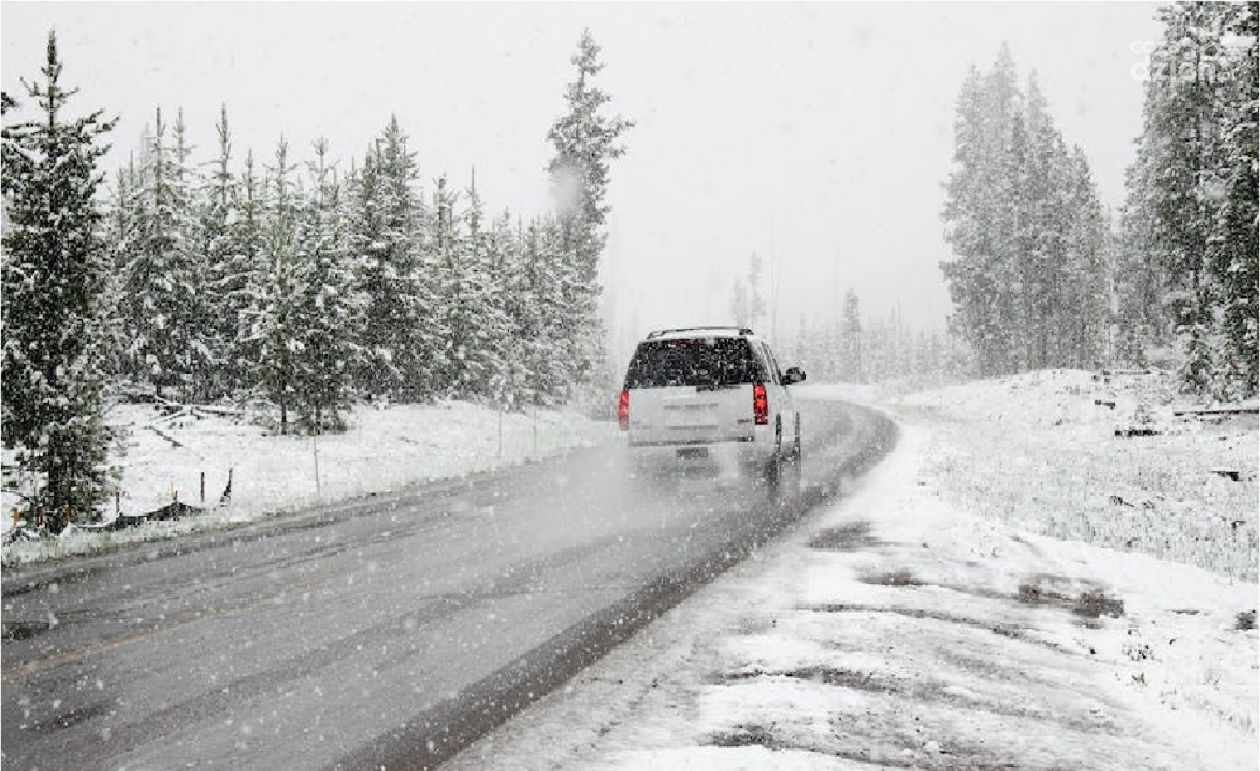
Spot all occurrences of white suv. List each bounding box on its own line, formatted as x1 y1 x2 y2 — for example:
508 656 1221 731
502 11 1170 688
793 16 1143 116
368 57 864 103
618 327 806 486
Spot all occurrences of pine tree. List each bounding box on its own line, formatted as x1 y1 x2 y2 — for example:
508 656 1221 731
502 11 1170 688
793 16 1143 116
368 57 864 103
1210 2 1258 396
941 54 1020 377
490 213 535 409
481 208 525 408
170 107 216 399
347 147 385 397
1006 108 1037 371
924 332 945 384
943 44 1113 378
100 158 139 380
119 106 206 399
842 289 863 383
1143 2 1223 393
1063 147 1110 368
1017 73 1073 370
979 44 1023 376
1 32 117 523
289 138 361 430
536 216 573 403
1114 0 1257 398
431 174 474 395
199 104 253 398
546 29 633 394
256 137 301 433
1114 149 1166 366
353 117 435 401
449 172 506 400
232 149 268 397
513 216 567 404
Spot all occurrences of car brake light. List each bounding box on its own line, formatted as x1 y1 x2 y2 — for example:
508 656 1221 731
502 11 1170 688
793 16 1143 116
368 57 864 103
618 389 630 430
753 383 768 425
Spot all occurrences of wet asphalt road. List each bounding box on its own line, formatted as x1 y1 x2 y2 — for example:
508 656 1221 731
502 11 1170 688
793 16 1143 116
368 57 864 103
1 398 895 771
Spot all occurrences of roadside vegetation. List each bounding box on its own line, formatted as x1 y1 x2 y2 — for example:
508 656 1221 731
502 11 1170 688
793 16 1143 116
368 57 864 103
890 370 1258 582
2 30 631 530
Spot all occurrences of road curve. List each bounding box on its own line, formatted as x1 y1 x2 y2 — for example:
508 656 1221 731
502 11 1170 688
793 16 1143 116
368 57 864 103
1 398 896 771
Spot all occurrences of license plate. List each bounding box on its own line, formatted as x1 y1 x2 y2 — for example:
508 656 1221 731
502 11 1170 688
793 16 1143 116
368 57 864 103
677 447 709 460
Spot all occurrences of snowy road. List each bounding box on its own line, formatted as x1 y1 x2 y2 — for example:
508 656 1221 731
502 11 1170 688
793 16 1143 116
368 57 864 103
0 398 895 770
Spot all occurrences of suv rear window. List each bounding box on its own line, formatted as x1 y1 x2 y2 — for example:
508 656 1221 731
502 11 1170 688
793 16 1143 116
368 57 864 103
624 338 765 389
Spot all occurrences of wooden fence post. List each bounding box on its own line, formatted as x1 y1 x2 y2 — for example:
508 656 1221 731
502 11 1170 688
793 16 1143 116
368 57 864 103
313 431 321 501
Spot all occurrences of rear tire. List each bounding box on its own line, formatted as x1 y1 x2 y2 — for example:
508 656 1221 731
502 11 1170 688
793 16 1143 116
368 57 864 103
773 415 802 503
763 452 782 489
784 437 802 501
763 416 789 502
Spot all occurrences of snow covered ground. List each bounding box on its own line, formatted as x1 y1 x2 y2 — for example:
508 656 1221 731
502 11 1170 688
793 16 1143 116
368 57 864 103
875 369 1257 582
448 373 1258 770
1 400 616 566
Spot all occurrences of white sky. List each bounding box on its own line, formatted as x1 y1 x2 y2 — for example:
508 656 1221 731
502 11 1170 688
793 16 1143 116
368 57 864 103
2 1 1162 361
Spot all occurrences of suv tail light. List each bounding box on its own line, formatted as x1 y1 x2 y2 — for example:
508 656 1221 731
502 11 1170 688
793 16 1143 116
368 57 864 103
618 389 630 430
753 383 769 425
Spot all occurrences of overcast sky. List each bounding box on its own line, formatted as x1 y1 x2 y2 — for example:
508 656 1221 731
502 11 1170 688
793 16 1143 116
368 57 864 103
2 2 1162 360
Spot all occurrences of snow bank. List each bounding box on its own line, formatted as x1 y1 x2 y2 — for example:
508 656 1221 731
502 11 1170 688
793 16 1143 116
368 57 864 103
2 400 617 566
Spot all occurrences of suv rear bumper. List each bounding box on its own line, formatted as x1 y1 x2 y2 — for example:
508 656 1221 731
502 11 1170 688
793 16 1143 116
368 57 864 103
627 438 774 477
627 435 754 448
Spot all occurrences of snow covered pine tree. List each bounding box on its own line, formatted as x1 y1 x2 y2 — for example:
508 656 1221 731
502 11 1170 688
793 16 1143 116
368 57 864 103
545 28 632 405
2 32 117 526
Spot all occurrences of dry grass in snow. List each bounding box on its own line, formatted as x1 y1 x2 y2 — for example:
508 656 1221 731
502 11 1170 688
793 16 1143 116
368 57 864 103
815 370 1258 581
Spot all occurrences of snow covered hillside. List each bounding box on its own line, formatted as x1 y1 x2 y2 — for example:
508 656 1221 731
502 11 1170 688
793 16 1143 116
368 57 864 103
448 374 1258 770
1 401 617 566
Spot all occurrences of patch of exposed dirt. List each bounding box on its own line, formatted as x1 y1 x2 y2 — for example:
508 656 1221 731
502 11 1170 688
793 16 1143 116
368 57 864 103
859 568 924 587
708 723 780 749
801 603 1075 654
1237 609 1256 631
808 521 878 551
805 602 1024 638
709 719 1071 769
25 700 112 734
718 661 1119 737
1 618 52 642
720 666 899 693
933 649 1064 691
707 724 919 767
1017 576 1124 620
1074 590 1125 619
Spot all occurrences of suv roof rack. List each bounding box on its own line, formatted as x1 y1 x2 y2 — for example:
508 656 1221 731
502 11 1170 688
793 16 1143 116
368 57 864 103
646 326 755 339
